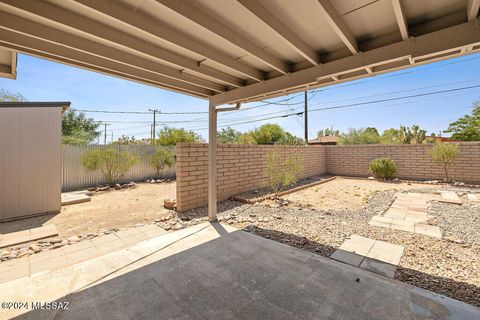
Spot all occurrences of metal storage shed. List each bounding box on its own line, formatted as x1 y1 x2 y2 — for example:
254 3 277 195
0 102 70 221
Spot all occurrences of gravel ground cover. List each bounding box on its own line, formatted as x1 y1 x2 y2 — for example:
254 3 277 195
429 200 480 245
182 186 480 307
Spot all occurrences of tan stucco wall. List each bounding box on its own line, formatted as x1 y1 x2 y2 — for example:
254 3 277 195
0 106 62 221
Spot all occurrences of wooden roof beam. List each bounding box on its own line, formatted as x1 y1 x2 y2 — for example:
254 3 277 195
155 0 290 74
237 0 320 66
315 0 359 54
467 0 480 21
391 0 409 40
74 0 264 81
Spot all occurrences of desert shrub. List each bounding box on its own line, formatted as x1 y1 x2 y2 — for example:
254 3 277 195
82 147 138 185
368 157 397 180
266 151 303 193
429 143 459 182
148 147 175 177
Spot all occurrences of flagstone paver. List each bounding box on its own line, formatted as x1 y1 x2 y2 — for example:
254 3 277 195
467 193 479 202
330 235 404 278
0 224 167 284
439 191 462 204
369 192 443 239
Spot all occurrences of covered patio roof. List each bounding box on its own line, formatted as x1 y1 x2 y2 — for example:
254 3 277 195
0 0 479 219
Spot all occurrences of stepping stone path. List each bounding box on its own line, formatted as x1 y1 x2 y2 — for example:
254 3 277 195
438 190 462 204
467 193 480 202
369 192 442 239
330 235 404 278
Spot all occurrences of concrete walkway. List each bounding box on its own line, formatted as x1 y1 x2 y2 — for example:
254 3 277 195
0 223 479 319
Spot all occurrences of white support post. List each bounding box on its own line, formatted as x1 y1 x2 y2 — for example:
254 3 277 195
208 100 218 221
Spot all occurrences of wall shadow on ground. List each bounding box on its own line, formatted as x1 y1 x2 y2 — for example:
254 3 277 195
247 226 480 308
8 223 480 320
0 213 57 234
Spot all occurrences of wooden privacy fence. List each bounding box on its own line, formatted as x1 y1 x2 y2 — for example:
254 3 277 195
61 144 176 192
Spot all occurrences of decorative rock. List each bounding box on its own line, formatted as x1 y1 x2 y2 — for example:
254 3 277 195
164 199 176 210
67 236 80 243
29 244 41 253
162 225 172 231
50 239 62 244
368 176 375 180
121 184 130 189
155 179 165 183
98 185 110 191
134 223 144 227
172 223 185 231
150 179 156 184
115 183 122 190
128 182 136 187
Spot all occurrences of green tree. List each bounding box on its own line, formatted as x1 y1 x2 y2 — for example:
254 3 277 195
381 128 401 144
429 143 459 182
317 128 339 137
217 127 241 144
277 132 304 145
62 110 101 145
147 147 175 177
340 128 380 145
82 147 138 185
238 132 256 144
0 89 27 102
156 126 202 146
250 124 285 144
444 101 480 141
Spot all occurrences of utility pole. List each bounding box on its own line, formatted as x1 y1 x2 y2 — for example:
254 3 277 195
149 109 160 144
304 91 308 144
103 123 110 145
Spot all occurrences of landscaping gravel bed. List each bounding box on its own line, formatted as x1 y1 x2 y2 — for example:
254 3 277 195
429 201 480 245
182 189 480 307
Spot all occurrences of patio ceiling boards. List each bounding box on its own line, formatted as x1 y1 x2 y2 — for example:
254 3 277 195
0 0 479 219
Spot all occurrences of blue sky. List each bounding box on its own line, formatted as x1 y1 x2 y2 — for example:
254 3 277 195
1 53 479 142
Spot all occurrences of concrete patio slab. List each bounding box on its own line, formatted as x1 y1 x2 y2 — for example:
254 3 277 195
467 193 479 202
366 240 404 265
415 224 442 239
369 215 393 228
0 224 58 248
61 192 91 206
360 257 397 278
1 223 478 320
439 191 462 204
330 235 404 278
330 249 365 266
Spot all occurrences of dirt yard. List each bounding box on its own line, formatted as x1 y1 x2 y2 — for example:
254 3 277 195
0 182 176 238
281 177 444 210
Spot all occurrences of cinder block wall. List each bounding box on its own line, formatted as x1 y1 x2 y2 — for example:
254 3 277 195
176 142 480 212
325 142 480 182
176 143 327 212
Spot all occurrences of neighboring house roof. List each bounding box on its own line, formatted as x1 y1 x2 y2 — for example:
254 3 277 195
0 102 71 111
309 135 341 145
